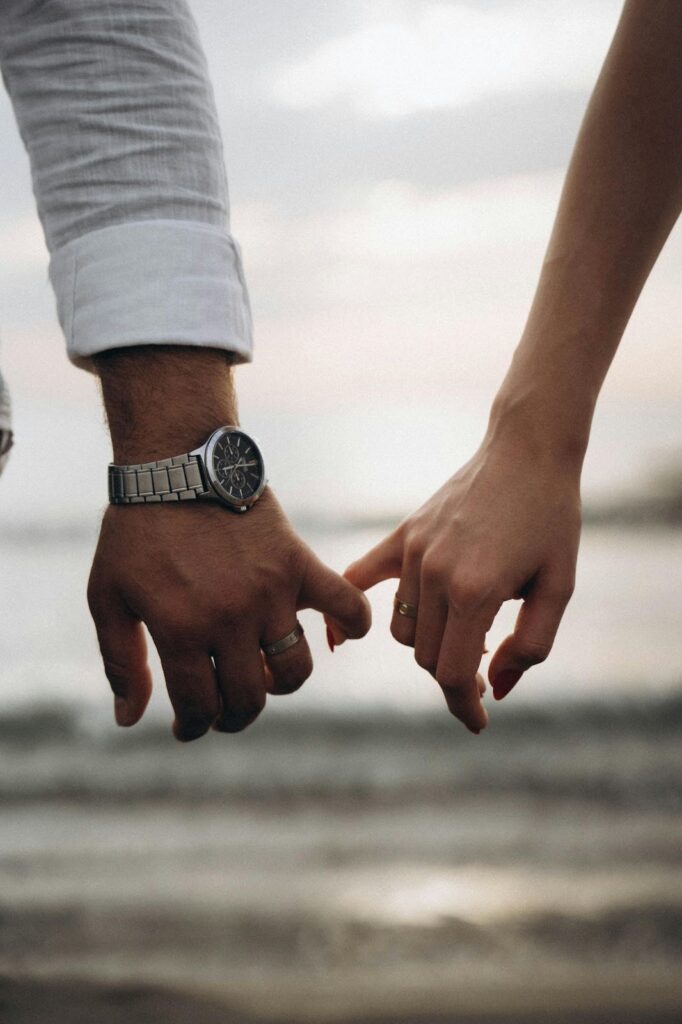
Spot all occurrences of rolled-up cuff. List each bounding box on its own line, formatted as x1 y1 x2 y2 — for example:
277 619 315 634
48 219 253 371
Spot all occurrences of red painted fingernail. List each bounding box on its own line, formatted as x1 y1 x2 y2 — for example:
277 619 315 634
326 625 335 653
492 669 523 701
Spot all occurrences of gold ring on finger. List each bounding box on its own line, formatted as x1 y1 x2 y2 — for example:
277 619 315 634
394 594 418 619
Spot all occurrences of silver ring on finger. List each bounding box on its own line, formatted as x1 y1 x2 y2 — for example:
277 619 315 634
394 593 418 619
261 621 304 657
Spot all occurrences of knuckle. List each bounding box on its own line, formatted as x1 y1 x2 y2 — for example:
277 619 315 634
420 553 442 587
154 609 203 649
436 668 469 694
101 655 129 679
447 574 488 611
218 593 252 627
414 649 437 676
87 578 109 620
101 658 131 695
350 591 372 636
333 588 372 639
517 639 553 665
404 530 427 563
551 578 575 603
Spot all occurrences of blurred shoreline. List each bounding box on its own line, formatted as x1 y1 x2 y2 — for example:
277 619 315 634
1 691 680 1022
2 972 682 1024
0 692 680 808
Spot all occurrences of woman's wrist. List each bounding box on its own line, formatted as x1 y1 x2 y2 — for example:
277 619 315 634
485 362 595 474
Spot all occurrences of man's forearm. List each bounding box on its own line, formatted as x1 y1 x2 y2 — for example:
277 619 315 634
490 0 682 459
95 346 239 465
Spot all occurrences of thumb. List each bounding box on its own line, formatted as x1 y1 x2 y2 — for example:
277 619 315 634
488 569 573 700
301 551 372 645
343 529 404 592
88 583 153 726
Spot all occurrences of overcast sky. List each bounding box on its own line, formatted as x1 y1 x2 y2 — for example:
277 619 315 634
0 0 679 523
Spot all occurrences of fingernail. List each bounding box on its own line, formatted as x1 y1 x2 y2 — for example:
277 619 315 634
492 669 523 701
326 625 335 653
329 623 348 647
114 696 132 726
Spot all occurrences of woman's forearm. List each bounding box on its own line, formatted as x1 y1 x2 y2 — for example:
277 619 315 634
490 0 682 464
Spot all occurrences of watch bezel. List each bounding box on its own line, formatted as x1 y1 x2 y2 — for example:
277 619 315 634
202 426 267 511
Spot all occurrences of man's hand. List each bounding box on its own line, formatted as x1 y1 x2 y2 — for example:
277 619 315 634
89 346 370 740
89 489 369 739
338 424 581 734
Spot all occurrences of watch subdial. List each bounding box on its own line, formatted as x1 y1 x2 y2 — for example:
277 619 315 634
231 468 247 490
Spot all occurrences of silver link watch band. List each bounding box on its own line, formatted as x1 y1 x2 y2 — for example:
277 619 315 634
108 453 209 504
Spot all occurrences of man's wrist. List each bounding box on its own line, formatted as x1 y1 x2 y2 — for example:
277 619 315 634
95 346 239 465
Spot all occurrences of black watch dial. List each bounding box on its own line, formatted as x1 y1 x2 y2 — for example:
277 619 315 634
212 430 265 504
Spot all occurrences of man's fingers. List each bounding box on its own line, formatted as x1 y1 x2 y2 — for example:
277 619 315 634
436 609 491 733
155 642 221 742
302 551 372 642
88 588 152 727
261 615 314 697
489 570 574 700
213 636 268 732
343 530 403 592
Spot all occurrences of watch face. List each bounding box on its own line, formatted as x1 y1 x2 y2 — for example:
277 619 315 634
209 428 265 506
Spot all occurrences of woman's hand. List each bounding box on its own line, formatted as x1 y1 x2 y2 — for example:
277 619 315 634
337 429 581 733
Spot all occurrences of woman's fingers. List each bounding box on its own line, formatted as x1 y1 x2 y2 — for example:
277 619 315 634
435 605 492 733
325 528 403 646
344 529 403 592
489 569 574 700
390 544 421 647
413 558 449 674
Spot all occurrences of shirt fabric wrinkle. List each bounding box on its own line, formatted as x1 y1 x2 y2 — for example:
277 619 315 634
0 0 252 398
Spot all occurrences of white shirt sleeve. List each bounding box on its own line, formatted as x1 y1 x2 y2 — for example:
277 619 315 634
0 0 253 371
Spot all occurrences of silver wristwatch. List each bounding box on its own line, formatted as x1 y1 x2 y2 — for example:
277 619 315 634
108 426 267 513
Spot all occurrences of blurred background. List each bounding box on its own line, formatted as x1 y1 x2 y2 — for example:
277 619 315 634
0 1 680 1021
